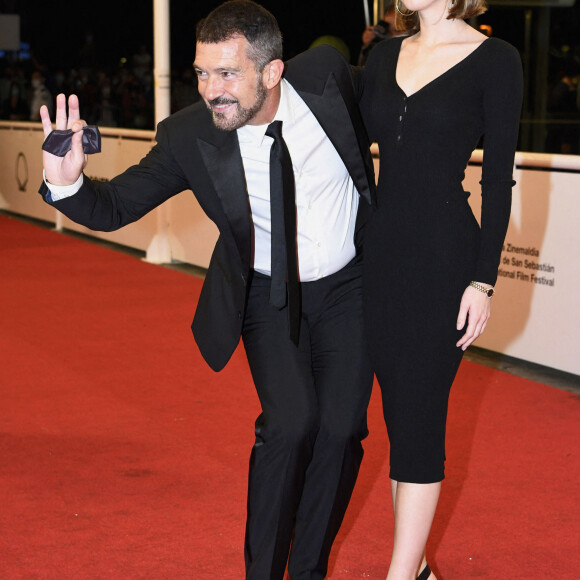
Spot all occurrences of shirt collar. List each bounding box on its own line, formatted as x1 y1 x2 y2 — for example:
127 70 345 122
237 79 294 146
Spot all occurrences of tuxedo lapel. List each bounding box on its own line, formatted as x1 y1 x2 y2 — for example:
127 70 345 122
295 73 373 206
197 131 252 270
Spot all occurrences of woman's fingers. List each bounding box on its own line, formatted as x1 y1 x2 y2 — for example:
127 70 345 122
455 287 492 350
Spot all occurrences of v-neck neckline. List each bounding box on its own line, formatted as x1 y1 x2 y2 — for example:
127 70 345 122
394 36 490 99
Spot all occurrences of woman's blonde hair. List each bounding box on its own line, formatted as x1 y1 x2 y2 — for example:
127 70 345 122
395 0 488 33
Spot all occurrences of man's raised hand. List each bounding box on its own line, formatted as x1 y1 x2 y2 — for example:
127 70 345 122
40 94 88 186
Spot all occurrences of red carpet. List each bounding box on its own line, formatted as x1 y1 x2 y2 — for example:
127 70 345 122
1 213 578 579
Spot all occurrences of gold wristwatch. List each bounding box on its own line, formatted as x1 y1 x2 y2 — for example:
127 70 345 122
469 281 495 298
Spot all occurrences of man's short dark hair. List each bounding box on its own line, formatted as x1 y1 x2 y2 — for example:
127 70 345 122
196 0 283 71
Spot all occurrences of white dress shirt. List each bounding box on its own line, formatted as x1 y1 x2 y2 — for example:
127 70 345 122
237 79 358 281
44 80 360 281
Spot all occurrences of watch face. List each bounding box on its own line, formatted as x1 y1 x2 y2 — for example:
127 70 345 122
487 288 495 297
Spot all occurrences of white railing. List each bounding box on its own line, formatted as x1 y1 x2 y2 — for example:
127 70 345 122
0 121 156 144
2 122 579 375
6 123 580 171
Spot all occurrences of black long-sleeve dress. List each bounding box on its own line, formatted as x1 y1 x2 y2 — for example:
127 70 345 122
360 35 523 483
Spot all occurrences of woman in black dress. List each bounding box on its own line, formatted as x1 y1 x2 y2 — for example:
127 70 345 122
359 1 523 578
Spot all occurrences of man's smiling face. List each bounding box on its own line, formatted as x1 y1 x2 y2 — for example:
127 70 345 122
194 36 269 131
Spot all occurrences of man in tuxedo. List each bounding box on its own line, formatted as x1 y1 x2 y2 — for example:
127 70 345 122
39 1 375 578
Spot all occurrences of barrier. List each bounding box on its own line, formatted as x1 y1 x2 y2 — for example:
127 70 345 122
0 122 218 266
463 151 580 377
371 146 580 376
1 121 579 375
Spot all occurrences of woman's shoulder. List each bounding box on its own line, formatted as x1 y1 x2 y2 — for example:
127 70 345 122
479 37 522 69
476 37 523 96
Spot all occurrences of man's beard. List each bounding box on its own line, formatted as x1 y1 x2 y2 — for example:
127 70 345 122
207 81 267 131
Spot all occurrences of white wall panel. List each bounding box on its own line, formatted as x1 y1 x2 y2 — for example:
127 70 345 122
2 123 578 374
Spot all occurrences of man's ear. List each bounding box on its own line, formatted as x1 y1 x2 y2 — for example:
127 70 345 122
262 59 284 89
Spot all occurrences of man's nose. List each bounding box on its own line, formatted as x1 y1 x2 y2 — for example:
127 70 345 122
203 75 223 101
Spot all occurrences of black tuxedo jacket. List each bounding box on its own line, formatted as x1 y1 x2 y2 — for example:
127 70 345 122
40 45 376 371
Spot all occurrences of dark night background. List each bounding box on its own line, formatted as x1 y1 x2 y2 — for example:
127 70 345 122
9 0 372 70
9 0 578 70
2 0 580 152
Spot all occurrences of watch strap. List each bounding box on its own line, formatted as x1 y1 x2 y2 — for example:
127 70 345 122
470 281 495 297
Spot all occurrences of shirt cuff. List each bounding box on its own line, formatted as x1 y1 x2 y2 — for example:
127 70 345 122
43 170 83 201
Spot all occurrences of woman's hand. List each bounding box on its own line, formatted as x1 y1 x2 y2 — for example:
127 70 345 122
40 93 88 186
455 283 492 351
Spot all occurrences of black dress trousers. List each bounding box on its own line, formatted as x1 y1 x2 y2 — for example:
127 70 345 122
241 256 373 580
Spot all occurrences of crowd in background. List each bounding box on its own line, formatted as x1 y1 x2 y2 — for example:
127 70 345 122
0 33 200 130
1 16 580 153
546 44 580 155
